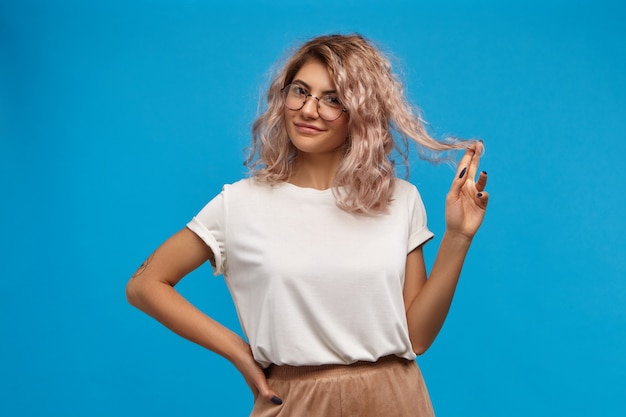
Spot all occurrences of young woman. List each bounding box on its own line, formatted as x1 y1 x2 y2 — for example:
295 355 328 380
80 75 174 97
126 34 488 416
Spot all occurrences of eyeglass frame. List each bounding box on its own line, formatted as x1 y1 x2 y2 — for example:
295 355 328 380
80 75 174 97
280 84 348 121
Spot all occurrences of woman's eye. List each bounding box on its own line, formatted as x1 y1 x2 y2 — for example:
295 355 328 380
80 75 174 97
292 86 307 96
323 95 341 107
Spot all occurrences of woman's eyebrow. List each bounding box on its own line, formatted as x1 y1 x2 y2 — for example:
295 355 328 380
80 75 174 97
292 79 337 95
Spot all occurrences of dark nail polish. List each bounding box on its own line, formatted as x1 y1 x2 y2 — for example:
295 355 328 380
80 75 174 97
271 396 283 405
459 167 467 179
482 171 487 175
477 192 483 197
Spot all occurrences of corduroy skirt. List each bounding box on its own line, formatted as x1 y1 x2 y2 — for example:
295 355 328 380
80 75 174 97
249 355 435 417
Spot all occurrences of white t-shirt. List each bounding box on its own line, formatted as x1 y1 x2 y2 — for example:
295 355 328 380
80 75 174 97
187 178 433 368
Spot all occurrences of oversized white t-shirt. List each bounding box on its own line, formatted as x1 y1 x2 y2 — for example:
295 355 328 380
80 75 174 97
186 178 434 368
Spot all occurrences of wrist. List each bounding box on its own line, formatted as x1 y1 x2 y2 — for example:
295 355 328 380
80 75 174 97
226 336 253 366
442 230 473 248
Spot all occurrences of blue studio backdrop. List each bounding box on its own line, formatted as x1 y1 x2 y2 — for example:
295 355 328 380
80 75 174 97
1 1 625 416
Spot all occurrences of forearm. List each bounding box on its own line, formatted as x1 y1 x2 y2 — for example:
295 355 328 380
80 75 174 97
406 231 472 353
127 279 247 363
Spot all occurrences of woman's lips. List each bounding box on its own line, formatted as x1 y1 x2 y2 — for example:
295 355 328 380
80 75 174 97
294 122 324 134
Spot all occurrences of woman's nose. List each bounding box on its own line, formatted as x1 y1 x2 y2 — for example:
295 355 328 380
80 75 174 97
300 96 320 118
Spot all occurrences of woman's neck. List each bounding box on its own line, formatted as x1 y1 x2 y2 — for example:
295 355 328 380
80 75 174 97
288 152 342 190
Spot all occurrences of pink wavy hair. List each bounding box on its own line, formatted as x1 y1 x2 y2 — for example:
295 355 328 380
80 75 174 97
246 33 473 214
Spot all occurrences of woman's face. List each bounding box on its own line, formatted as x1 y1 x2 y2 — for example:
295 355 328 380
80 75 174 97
284 59 349 158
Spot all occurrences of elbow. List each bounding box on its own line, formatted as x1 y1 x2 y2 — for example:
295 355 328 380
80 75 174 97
411 339 433 356
125 278 142 308
126 276 170 310
412 344 428 356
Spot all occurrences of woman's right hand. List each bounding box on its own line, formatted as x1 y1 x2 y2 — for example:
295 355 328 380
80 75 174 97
126 228 283 405
232 339 283 405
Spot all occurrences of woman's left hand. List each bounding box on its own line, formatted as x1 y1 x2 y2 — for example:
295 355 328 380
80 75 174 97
445 142 489 240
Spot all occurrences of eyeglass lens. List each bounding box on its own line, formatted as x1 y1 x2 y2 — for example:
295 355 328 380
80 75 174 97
283 84 344 121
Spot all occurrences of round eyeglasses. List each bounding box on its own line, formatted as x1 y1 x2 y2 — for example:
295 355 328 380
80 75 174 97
281 84 347 121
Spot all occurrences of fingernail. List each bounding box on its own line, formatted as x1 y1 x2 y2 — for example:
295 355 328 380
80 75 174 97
482 171 487 175
459 167 467 179
271 396 283 405
477 192 483 197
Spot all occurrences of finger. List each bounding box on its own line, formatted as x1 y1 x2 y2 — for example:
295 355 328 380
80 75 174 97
475 171 488 192
450 147 476 197
255 377 283 405
455 146 476 178
466 141 484 180
263 389 283 405
476 190 489 209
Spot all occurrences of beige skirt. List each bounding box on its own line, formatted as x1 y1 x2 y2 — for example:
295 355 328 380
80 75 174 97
249 355 435 417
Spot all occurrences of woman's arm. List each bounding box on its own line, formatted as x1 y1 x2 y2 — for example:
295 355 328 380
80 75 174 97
404 143 489 354
126 228 282 404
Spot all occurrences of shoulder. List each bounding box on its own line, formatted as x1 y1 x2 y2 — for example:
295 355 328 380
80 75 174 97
391 178 428 213
392 178 420 198
220 178 280 204
223 177 270 193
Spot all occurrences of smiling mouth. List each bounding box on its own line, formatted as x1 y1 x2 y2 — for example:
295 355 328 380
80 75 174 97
294 122 324 134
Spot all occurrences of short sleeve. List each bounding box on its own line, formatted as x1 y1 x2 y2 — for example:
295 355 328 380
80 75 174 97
407 185 434 253
186 189 227 276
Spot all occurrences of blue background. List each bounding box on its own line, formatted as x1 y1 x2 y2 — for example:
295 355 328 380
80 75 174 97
1 0 625 416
